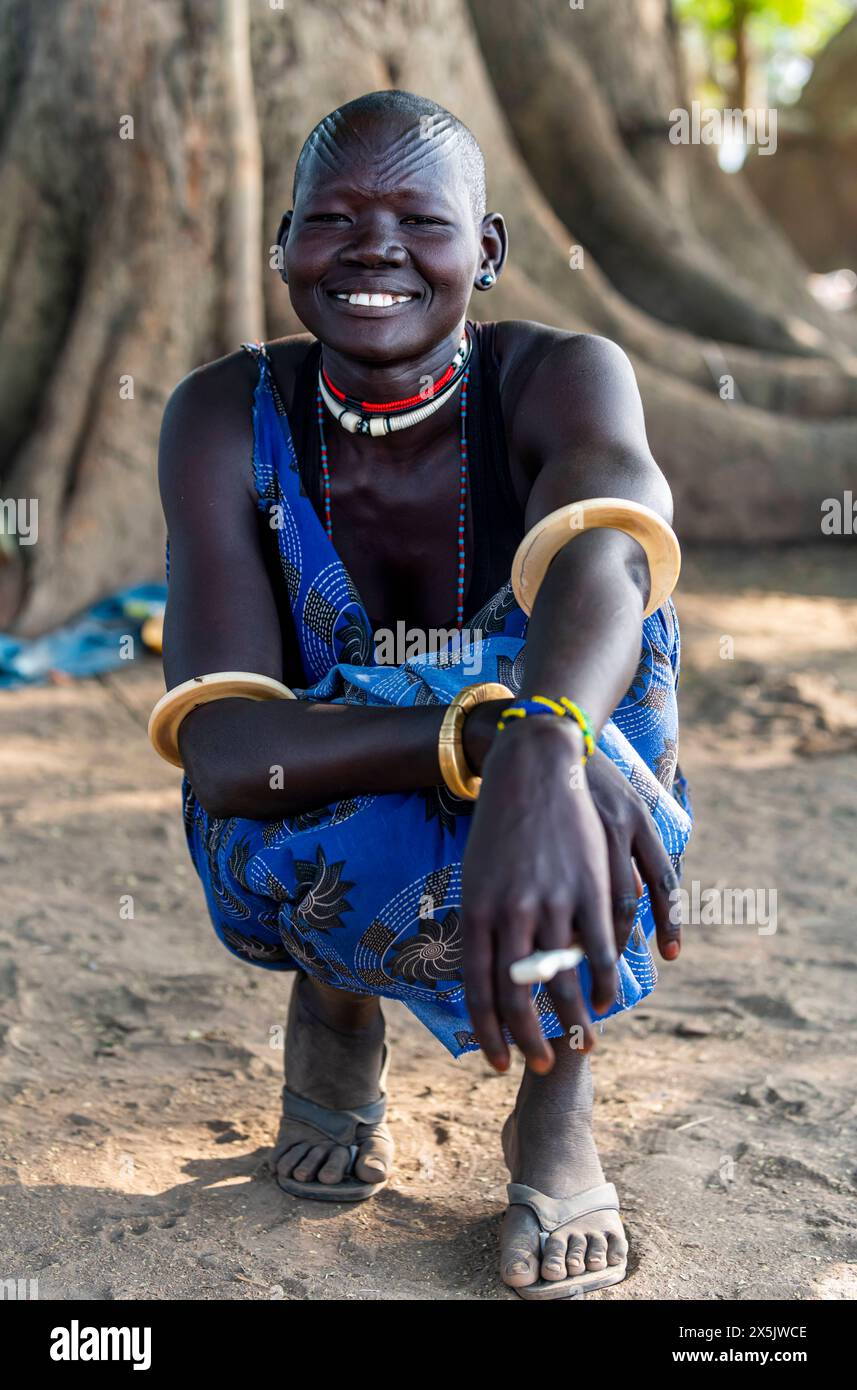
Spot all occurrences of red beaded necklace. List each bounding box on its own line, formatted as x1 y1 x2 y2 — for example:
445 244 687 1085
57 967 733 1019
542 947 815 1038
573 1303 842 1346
316 335 472 629
321 356 461 414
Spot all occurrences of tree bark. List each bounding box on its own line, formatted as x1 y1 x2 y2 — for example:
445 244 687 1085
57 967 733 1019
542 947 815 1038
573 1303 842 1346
466 0 844 353
744 15 857 273
220 0 265 346
1 0 855 634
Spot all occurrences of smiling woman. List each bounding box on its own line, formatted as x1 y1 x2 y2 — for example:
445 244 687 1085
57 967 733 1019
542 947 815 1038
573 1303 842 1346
152 88 691 1299
334 292 415 305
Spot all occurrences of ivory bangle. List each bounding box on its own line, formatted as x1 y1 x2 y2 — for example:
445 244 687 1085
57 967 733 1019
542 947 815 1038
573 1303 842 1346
148 671 296 769
511 497 681 619
437 682 514 800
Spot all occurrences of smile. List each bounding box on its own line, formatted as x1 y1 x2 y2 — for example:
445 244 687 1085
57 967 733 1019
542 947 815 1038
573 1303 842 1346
327 290 417 311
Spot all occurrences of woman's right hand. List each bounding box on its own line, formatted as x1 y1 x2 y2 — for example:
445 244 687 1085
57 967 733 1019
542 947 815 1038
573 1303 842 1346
464 706 682 961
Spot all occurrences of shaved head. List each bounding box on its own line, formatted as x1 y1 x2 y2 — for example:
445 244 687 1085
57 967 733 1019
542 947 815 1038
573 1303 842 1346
292 90 487 222
281 88 506 363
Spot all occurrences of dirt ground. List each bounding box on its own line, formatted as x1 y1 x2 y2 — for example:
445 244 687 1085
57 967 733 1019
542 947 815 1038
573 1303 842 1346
1 544 855 1301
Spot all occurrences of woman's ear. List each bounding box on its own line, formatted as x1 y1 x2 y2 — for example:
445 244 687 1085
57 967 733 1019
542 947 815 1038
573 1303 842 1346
274 211 293 283
474 211 508 292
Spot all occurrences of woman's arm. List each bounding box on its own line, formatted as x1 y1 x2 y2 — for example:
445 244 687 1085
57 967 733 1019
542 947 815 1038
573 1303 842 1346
460 333 681 1073
159 356 447 818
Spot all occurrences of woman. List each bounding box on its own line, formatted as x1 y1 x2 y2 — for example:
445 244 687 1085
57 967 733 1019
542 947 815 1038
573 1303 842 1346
152 90 692 1299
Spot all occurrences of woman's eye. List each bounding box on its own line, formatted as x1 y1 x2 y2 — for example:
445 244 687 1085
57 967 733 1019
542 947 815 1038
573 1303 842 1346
307 213 349 223
402 215 444 225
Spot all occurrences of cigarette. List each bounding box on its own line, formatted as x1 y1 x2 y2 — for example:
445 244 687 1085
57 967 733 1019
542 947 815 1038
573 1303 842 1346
509 946 584 985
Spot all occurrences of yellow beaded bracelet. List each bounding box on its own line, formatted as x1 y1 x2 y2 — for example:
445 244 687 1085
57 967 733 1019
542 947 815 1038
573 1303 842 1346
496 695 596 761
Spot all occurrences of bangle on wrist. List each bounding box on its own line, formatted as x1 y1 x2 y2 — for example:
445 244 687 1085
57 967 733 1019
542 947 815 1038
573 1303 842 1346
496 695 596 762
437 682 514 799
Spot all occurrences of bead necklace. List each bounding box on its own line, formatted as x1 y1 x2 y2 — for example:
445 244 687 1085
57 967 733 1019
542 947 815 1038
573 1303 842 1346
318 332 470 436
316 335 472 629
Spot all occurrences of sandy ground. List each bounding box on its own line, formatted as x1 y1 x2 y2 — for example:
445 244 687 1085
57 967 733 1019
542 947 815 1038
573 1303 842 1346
1 544 855 1302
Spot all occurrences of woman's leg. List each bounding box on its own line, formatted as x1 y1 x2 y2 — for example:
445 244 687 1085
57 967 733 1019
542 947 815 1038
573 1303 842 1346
274 972 394 1188
499 1041 628 1288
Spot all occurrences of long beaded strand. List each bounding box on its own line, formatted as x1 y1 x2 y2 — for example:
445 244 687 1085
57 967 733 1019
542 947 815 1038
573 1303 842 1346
316 388 333 538
315 362 471 630
456 365 470 628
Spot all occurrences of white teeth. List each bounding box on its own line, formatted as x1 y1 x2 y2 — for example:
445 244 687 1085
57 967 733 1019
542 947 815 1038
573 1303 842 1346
334 292 413 306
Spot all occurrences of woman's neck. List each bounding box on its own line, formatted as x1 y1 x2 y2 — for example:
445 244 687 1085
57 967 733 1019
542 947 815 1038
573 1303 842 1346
318 320 467 410
317 319 471 463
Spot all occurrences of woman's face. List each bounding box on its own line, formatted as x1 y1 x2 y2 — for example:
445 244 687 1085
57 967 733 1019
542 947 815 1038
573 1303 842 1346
282 125 498 363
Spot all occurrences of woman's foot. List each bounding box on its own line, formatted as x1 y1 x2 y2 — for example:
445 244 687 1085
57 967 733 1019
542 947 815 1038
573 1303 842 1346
273 971 394 1190
499 1042 628 1291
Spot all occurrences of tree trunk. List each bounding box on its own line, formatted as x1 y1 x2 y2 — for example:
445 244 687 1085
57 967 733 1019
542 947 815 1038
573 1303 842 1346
220 0 265 346
744 15 857 273
1 0 855 634
467 0 851 353
732 5 751 111
0 0 232 633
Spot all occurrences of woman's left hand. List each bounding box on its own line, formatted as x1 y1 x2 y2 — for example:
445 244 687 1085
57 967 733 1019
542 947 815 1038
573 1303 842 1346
584 746 681 960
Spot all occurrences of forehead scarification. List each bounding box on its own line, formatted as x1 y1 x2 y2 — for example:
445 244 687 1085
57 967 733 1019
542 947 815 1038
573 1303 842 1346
292 93 486 219
301 112 468 204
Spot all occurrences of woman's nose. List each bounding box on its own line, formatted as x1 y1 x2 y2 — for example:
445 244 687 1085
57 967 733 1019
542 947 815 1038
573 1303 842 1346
340 217 408 266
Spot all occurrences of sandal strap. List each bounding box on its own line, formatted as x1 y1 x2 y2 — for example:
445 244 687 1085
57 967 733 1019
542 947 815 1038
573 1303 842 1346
277 1043 390 1149
506 1181 619 1233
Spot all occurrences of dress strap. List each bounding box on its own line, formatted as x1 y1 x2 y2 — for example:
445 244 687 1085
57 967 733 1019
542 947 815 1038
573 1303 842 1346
241 339 289 416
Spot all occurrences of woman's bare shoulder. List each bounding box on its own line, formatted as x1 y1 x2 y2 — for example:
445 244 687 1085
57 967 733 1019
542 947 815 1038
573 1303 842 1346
490 319 618 435
492 319 616 382
159 333 315 489
168 332 315 409
489 319 650 477
157 338 294 516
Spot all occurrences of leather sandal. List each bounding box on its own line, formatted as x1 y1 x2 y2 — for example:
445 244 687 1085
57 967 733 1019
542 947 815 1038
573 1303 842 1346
505 1180 627 1299
273 1044 392 1202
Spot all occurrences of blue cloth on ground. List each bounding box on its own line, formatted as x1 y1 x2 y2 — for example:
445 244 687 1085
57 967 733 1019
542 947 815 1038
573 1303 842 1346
0 586 166 688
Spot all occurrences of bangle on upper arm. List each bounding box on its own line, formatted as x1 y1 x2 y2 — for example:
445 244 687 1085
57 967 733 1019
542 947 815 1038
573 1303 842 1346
511 496 681 619
148 671 296 769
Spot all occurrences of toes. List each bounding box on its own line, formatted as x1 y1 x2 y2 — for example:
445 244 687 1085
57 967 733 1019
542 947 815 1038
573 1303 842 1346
540 1233 569 1282
353 1134 393 1185
566 1233 588 1276
291 1144 330 1183
316 1145 351 1185
606 1230 628 1267
276 1142 312 1179
585 1232 609 1271
500 1208 541 1289
502 1249 541 1288
277 1131 394 1189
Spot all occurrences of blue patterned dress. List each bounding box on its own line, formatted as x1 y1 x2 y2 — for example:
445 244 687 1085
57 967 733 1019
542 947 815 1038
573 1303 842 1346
170 336 693 1058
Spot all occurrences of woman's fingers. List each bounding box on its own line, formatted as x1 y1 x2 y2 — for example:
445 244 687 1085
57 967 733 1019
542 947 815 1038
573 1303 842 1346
495 917 554 1073
538 907 594 1052
632 859 644 899
634 819 682 961
573 874 618 1015
462 910 510 1071
605 831 642 955
462 902 555 1072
